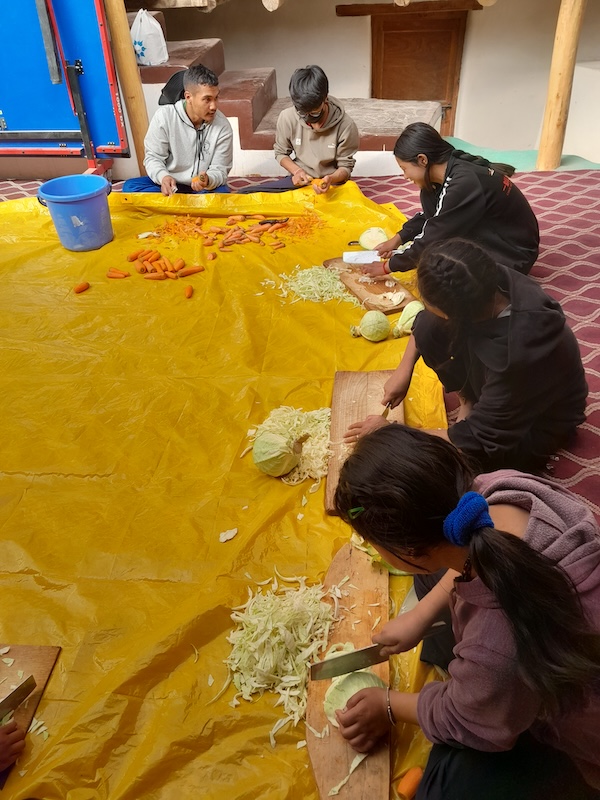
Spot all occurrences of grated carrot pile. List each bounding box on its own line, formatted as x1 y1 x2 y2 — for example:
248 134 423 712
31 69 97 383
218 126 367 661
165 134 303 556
284 212 325 240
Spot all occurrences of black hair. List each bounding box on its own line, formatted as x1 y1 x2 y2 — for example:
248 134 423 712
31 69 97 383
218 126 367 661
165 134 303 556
289 65 329 113
416 238 507 347
334 424 600 716
183 64 219 90
393 122 515 190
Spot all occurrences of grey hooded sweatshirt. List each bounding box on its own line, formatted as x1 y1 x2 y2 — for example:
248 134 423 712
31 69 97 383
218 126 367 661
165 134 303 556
143 100 233 190
273 96 359 178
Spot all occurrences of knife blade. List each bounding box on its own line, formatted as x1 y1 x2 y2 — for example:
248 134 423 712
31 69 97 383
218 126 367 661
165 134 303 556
381 402 392 419
310 622 448 681
257 217 289 225
0 675 36 716
310 644 386 681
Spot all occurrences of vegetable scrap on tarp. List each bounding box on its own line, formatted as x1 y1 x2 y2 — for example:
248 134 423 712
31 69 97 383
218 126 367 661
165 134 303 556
0 182 445 798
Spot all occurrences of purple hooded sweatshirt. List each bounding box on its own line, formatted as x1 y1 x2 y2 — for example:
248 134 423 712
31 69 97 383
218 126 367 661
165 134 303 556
416 470 600 788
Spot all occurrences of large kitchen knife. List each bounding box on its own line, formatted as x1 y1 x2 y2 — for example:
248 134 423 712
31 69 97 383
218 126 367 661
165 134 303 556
310 621 447 681
0 675 36 717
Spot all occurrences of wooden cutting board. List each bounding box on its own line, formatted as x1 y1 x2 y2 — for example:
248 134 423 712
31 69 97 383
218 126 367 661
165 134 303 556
306 543 389 800
323 258 416 314
325 371 404 515
0 644 61 788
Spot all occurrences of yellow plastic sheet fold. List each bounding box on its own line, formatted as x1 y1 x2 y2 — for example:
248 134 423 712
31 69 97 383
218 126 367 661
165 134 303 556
0 182 445 799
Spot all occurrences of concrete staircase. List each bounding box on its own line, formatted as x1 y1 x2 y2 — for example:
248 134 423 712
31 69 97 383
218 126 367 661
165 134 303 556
126 15 442 157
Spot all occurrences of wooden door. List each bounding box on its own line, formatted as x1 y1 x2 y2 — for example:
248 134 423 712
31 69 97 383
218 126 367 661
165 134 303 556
371 11 468 135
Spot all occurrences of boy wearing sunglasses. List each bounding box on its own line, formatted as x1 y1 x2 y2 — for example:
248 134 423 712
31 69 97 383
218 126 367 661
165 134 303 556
239 65 359 194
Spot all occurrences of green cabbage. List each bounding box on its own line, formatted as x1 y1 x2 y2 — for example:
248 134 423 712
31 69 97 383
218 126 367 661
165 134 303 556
392 301 425 338
324 669 387 727
252 431 300 477
358 227 388 250
350 310 391 342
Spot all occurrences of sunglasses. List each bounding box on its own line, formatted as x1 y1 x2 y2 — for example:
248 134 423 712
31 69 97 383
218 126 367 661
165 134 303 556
295 103 327 123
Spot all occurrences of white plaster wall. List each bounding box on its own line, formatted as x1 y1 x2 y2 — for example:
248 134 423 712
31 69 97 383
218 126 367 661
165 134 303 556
167 0 600 152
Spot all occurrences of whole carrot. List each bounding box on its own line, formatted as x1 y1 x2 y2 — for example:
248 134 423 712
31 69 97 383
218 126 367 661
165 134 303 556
396 767 424 800
74 282 90 294
142 260 155 273
109 267 130 277
153 260 165 275
269 222 288 232
173 258 185 271
127 249 145 262
165 271 178 280
136 249 153 261
133 260 147 274
178 266 204 277
107 271 128 279
146 251 162 263
144 273 167 281
185 285 194 299
162 256 173 271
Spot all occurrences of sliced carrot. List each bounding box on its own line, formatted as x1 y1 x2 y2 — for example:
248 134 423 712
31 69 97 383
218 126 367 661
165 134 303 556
219 247 233 253
209 225 225 233
153 261 165 275
173 258 185 271
143 273 167 281
133 260 147 274
248 214 266 220
178 266 204 277
74 282 90 294
226 215 246 224
396 767 424 800
185 285 194 299
206 253 217 261
245 234 261 243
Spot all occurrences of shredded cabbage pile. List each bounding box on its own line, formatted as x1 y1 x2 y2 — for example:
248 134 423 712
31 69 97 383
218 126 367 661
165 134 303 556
278 266 359 305
225 572 340 738
248 406 332 487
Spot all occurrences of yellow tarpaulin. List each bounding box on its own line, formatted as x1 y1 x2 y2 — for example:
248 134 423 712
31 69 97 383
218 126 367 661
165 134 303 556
0 182 446 799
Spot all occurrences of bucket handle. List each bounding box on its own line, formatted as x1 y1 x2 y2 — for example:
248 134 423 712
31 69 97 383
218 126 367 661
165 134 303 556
37 178 112 206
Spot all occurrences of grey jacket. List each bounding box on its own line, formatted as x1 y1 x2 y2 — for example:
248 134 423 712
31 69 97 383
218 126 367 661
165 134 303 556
273 96 359 178
143 101 233 190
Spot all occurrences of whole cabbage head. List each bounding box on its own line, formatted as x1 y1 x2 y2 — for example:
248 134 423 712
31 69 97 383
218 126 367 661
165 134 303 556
252 431 300 477
350 310 391 342
392 301 425 338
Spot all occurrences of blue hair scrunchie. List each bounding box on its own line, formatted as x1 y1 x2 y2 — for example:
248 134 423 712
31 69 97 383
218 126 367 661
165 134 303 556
443 491 494 546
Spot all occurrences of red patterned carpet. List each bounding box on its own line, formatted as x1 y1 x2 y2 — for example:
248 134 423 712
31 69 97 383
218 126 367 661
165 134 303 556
2 172 599 516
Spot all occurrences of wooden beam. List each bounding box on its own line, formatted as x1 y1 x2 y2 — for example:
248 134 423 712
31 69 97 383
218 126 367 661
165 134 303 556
337 0 482 16
104 0 149 174
537 0 588 170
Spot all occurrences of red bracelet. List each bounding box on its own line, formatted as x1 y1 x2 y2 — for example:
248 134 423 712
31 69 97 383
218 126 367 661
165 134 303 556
382 261 391 274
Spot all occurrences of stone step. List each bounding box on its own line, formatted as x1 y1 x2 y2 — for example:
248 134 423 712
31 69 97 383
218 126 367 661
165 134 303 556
253 98 443 152
217 69 278 149
126 12 225 84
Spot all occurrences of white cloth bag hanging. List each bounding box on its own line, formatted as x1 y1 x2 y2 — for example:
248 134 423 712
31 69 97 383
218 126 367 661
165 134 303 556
130 9 169 67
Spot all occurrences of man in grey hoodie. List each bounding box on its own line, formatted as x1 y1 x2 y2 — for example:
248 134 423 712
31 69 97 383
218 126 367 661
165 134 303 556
122 65 233 195
239 65 359 194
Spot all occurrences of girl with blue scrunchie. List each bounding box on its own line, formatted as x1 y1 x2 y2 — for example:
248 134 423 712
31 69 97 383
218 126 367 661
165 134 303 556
334 424 600 800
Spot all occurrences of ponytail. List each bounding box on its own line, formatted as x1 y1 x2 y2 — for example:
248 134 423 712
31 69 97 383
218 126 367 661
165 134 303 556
470 527 600 715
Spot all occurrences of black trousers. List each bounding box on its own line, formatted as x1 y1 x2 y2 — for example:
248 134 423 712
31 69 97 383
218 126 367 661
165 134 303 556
417 732 600 800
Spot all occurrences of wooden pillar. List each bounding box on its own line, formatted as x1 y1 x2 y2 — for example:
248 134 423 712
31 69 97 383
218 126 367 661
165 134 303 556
536 0 588 171
103 0 149 174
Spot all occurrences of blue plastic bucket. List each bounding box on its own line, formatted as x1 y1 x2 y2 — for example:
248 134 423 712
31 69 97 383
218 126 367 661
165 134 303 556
38 175 113 252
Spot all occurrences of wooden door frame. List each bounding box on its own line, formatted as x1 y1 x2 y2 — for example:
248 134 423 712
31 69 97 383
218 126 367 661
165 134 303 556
337 2 481 136
371 10 468 135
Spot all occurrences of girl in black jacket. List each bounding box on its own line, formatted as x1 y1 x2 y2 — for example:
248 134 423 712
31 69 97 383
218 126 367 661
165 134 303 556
347 239 587 473
363 123 540 277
